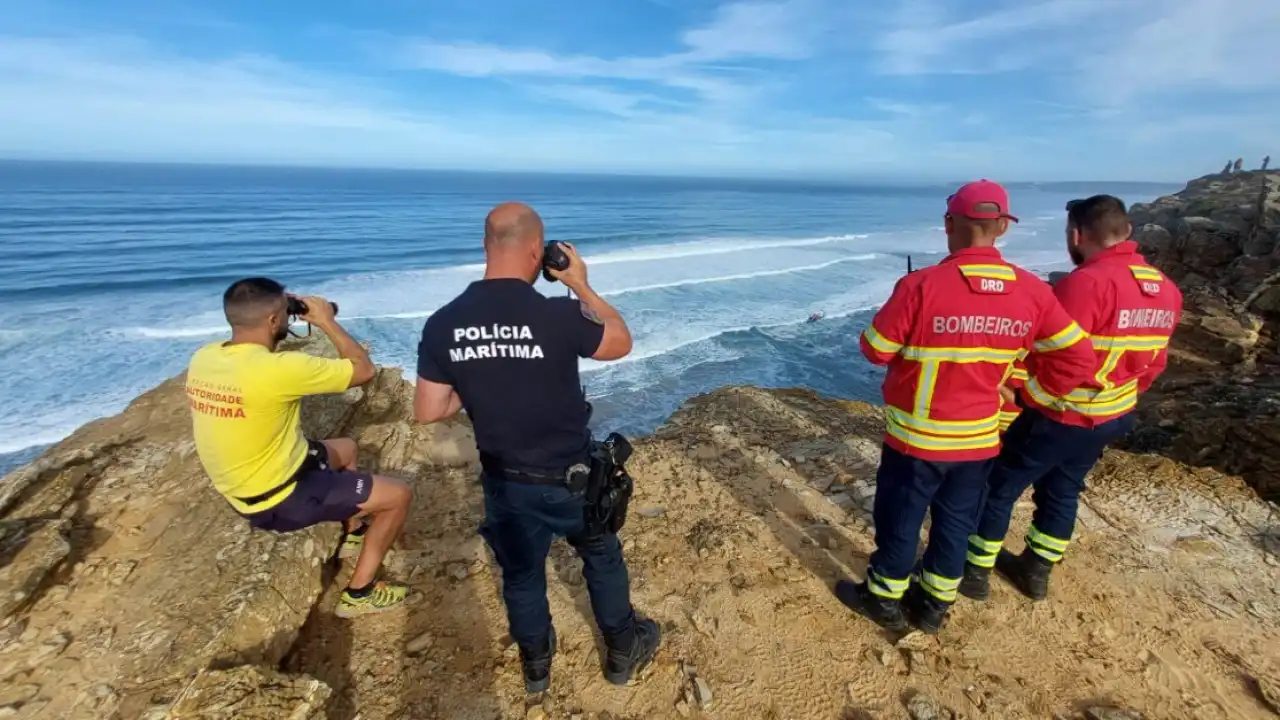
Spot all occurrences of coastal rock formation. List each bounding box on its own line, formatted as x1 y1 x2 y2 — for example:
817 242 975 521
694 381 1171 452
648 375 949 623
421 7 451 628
1127 170 1280 498
1 174 1278 719
0 336 474 719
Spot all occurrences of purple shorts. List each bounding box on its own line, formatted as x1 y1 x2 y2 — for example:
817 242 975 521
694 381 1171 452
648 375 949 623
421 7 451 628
241 440 373 533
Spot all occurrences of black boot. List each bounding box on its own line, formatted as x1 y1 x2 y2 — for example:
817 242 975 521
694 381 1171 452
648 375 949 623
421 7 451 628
904 584 950 634
995 548 1053 601
520 626 557 694
957 562 992 601
604 617 661 686
834 579 908 632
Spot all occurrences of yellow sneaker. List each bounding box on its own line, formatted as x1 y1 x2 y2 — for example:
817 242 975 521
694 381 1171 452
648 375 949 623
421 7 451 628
335 581 408 618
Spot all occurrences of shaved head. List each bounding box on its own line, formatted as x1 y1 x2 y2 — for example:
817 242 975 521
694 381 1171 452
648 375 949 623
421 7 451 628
484 202 544 250
223 277 286 329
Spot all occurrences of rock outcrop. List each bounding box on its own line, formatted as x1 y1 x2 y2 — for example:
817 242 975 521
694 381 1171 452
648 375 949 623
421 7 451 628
0 336 475 719
1127 170 1280 499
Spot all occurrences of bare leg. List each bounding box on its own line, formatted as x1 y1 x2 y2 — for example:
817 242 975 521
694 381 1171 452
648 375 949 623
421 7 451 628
348 475 412 589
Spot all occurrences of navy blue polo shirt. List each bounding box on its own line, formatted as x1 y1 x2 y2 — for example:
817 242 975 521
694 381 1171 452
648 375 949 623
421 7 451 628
417 279 605 470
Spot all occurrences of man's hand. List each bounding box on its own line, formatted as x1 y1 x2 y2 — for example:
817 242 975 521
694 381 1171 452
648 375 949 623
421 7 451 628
998 383 1016 405
549 242 589 292
298 295 337 326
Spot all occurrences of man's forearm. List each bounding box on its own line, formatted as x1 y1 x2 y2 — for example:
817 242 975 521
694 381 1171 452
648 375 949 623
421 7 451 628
315 319 374 375
571 284 627 331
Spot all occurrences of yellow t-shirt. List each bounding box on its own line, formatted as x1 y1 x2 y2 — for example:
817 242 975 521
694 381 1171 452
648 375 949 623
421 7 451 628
186 342 354 514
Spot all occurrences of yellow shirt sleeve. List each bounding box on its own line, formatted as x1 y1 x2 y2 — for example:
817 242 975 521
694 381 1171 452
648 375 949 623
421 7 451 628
262 351 356 399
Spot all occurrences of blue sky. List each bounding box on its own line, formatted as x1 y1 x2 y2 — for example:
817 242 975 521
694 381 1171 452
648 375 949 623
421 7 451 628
0 0 1276 181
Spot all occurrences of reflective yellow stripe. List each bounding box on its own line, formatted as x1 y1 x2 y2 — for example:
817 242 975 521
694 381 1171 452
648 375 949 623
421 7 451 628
1090 334 1169 352
1027 525 1069 550
901 346 1023 363
887 407 1001 435
914 359 940 417
998 410 1020 430
1026 377 1138 417
968 535 1002 553
886 422 1000 451
1033 321 1087 352
1010 367 1028 381
863 325 903 354
968 538 1003 568
919 571 960 602
867 569 910 600
959 264 1017 281
1129 265 1163 281
967 551 998 568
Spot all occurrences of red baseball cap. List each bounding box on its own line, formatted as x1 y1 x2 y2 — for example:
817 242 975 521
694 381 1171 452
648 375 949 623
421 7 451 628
946 179 1019 223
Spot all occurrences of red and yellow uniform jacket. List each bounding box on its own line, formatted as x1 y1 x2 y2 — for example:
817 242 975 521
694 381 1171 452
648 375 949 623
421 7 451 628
1020 241 1182 428
860 247 1096 462
998 362 1027 432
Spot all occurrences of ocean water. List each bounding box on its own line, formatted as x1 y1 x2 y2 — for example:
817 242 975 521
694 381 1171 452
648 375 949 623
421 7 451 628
0 161 1179 476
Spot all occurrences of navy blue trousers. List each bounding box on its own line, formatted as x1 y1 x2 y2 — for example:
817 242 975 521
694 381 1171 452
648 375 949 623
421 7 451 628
478 474 636 650
867 444 993 604
969 410 1135 566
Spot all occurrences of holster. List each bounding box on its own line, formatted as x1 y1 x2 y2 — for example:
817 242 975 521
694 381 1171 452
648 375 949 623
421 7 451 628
581 435 635 538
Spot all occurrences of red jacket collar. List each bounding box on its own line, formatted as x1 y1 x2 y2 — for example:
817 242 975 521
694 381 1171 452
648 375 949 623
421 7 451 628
1080 240 1139 268
942 246 1004 264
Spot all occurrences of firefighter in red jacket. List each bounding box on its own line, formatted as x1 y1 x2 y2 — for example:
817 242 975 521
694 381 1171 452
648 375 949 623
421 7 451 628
960 195 1183 603
836 180 1097 634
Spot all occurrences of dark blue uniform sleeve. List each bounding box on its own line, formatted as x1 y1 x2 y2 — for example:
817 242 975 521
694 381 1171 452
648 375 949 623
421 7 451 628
416 319 452 384
550 297 606 359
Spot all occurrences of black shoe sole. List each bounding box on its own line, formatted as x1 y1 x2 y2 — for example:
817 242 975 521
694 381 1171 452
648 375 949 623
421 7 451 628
834 580 908 632
604 623 661 687
523 629 557 694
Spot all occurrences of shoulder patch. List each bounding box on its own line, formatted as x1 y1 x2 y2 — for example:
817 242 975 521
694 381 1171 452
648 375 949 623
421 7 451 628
958 264 1015 295
1129 265 1164 297
580 301 604 325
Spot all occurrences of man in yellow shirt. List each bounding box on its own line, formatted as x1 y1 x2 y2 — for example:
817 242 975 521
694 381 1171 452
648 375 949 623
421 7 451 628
187 277 412 617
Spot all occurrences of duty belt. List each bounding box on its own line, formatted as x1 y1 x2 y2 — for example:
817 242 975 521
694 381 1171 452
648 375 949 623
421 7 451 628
479 451 579 486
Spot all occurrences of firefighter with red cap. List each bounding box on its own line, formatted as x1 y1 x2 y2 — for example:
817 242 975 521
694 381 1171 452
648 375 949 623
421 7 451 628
836 180 1097 634
960 195 1183 603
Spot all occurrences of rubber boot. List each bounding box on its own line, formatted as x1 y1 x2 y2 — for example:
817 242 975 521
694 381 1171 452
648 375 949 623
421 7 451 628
834 579 908 632
903 584 950 635
957 562 992 601
604 617 661 686
520 626 556 694
995 548 1053 601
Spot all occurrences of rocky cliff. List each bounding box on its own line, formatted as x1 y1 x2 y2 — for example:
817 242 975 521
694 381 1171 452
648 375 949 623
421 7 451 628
2 176 1279 720
1128 170 1280 499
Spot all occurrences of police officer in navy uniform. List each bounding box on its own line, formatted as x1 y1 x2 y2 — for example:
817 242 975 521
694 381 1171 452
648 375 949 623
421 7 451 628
413 202 661 694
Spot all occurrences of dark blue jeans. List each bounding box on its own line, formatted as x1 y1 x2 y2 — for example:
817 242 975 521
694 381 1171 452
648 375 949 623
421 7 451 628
478 473 635 650
868 444 993 604
969 410 1136 566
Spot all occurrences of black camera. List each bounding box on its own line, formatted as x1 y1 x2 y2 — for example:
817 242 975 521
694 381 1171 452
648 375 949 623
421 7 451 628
600 431 633 466
286 296 339 317
541 241 570 283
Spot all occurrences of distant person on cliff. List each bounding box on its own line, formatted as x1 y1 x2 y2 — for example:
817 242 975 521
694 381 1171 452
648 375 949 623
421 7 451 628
1234 157 1244 173
839 180 1096 634
186 278 413 618
1223 160 1234 174
959 196 1183 604
413 202 661 693
1264 155 1271 171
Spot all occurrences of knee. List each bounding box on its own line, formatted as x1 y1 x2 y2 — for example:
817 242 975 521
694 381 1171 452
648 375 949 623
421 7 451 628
327 437 359 468
374 475 413 509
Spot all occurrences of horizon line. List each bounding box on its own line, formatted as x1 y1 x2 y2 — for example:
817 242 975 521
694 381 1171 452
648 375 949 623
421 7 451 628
0 156 1188 189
